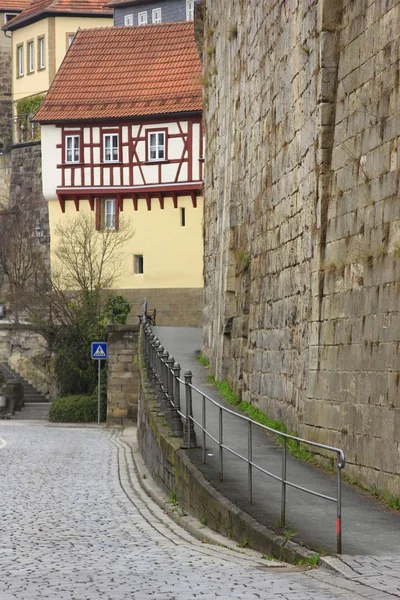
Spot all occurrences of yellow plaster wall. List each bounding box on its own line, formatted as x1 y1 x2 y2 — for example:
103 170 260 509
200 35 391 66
12 19 50 103
12 15 112 105
54 16 112 73
48 195 204 289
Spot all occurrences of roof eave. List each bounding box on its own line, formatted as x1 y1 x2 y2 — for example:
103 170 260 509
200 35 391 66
0 8 22 13
3 9 112 31
106 0 148 7
35 109 203 125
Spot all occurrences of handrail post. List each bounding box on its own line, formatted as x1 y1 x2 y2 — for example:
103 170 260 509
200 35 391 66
161 349 169 413
152 340 160 383
202 394 206 463
337 455 342 554
281 436 287 528
148 333 156 380
248 420 252 503
165 354 175 424
181 370 196 449
145 329 151 370
219 406 223 481
156 345 165 413
171 362 183 437
156 344 164 382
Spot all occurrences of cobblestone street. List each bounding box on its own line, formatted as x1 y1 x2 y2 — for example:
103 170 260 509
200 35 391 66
0 422 398 600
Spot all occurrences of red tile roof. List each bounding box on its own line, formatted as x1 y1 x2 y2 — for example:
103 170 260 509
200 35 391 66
3 0 112 30
0 0 29 11
35 22 202 122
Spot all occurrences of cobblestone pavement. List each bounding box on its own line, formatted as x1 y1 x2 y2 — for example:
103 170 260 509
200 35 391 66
0 422 398 600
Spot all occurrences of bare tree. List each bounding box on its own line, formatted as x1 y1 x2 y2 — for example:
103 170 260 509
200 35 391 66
0 202 47 321
52 212 133 294
26 212 133 394
0 208 133 393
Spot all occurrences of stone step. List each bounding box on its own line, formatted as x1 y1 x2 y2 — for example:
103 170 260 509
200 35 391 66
0 361 49 404
14 403 51 421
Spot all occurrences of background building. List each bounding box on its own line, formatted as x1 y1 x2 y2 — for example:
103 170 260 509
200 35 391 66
3 0 113 142
35 22 204 326
0 0 29 152
110 0 196 27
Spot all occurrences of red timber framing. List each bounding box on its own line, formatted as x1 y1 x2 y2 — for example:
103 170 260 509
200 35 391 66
57 183 202 214
64 186 202 232
55 116 203 195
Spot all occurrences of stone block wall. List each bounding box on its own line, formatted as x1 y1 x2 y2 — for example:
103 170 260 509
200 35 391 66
0 153 10 205
9 143 48 225
307 0 400 494
120 287 203 327
203 0 322 424
203 0 400 495
107 325 139 424
0 50 12 152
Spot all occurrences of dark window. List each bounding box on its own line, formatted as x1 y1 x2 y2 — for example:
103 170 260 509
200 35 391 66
181 207 186 227
134 255 144 274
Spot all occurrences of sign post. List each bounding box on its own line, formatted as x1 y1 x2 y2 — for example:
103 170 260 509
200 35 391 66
91 342 108 425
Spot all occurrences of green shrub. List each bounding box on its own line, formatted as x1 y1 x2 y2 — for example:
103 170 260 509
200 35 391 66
16 94 45 116
49 393 106 423
104 293 131 324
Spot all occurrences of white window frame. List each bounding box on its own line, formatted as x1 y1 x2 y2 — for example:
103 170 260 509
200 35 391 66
186 0 195 21
138 11 147 25
103 133 119 162
105 199 116 230
148 131 165 161
152 7 162 23
28 41 34 73
38 36 45 69
17 44 23 77
68 34 75 47
124 13 133 25
65 135 80 163
4 13 17 23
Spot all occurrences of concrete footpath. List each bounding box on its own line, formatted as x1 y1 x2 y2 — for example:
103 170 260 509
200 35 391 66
152 327 400 594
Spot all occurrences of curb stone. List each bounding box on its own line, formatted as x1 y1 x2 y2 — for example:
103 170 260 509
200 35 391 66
320 556 354 577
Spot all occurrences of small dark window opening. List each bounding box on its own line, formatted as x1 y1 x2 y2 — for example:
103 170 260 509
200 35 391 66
134 254 144 274
181 207 186 227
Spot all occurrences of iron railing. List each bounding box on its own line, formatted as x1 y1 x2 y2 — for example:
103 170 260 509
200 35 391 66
142 324 346 553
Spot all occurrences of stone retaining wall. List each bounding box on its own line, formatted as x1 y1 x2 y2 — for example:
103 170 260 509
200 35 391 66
203 0 400 496
0 153 11 205
120 288 203 327
0 324 56 399
0 50 12 152
137 354 315 561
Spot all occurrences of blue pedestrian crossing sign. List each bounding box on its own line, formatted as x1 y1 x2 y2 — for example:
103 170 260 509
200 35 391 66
91 342 108 360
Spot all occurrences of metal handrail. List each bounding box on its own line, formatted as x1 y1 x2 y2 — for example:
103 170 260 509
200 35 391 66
141 323 345 553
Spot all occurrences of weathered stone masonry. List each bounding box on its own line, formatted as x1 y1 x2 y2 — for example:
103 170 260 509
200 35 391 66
0 51 12 152
203 0 400 495
107 325 140 424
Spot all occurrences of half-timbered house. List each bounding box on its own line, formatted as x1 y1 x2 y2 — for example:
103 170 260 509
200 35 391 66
35 22 203 326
